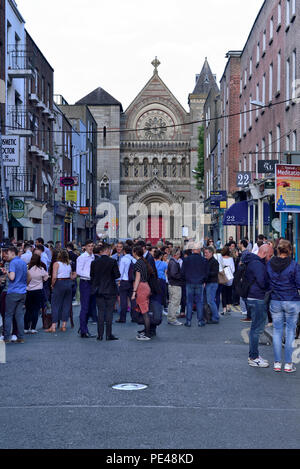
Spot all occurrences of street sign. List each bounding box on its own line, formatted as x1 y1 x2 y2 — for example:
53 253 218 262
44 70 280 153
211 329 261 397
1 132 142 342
258 160 278 174
1 136 20 167
210 191 227 209
66 191 78 202
236 172 252 187
80 207 91 215
60 176 79 187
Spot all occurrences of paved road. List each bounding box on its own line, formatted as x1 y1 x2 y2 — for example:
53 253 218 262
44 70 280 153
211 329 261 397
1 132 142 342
0 309 299 449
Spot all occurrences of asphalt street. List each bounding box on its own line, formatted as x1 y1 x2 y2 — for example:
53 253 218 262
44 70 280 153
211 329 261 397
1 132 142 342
0 307 300 449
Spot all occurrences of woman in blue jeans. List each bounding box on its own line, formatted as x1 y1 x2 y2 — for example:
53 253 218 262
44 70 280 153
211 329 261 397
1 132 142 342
267 240 300 373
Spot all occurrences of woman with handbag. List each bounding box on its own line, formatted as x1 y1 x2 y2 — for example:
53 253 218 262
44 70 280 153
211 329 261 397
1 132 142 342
131 246 152 341
25 254 49 334
220 246 235 315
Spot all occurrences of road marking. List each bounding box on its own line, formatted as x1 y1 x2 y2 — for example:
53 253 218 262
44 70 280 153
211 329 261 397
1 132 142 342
0 404 299 412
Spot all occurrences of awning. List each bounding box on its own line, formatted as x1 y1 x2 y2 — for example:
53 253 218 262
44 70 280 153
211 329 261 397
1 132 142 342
223 201 271 226
11 217 36 229
223 201 248 226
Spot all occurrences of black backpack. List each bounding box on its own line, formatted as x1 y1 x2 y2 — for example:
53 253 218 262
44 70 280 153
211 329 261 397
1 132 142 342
234 263 251 299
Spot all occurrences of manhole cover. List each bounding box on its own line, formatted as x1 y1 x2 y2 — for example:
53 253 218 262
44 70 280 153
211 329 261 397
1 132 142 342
112 383 148 391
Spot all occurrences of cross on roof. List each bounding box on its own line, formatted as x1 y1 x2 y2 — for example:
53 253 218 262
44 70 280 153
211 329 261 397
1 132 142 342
152 56 161 75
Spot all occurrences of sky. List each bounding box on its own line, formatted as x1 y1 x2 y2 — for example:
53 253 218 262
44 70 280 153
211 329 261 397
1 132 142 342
18 0 264 111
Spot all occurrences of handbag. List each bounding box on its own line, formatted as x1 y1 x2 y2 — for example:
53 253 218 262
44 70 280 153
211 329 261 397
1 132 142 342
218 270 229 285
224 265 234 282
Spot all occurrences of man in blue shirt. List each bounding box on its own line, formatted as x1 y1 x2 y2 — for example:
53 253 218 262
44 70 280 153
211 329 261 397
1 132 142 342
3 246 28 344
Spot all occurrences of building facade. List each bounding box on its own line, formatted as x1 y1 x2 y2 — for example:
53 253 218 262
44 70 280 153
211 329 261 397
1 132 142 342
77 58 216 243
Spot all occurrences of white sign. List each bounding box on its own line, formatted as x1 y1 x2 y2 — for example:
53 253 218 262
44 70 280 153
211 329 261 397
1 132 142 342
1 136 20 167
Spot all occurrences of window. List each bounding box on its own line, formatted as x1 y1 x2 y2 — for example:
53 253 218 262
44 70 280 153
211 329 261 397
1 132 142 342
153 158 159 177
270 17 274 41
124 158 129 178
244 70 247 87
268 132 273 160
277 51 281 92
269 63 273 101
263 30 266 54
239 113 242 139
249 57 253 77
276 125 281 157
134 159 139 177
292 131 297 151
261 138 266 160
262 74 266 104
256 83 260 117
42 77 45 103
249 96 252 127
100 176 110 199
249 153 253 172
286 0 290 27
240 77 243 95
143 159 148 177
163 159 168 178
278 1 282 27
182 159 187 178
256 42 260 64
172 159 177 178
286 134 290 151
291 0 296 18
286 58 290 101
244 103 247 134
292 50 297 100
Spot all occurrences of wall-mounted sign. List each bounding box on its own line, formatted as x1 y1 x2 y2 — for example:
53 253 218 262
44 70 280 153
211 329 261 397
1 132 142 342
10 199 25 219
258 160 278 174
60 176 79 187
210 191 227 209
275 164 300 213
80 207 91 215
66 190 78 202
1 136 20 167
236 172 252 187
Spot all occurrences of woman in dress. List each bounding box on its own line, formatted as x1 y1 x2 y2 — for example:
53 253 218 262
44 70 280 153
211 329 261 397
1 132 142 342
25 254 49 334
131 246 152 341
221 245 235 315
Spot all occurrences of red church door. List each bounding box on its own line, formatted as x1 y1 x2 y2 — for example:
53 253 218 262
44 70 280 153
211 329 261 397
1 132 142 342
147 216 164 246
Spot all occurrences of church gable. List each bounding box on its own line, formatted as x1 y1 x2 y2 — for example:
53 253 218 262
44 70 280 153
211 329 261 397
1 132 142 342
124 58 189 130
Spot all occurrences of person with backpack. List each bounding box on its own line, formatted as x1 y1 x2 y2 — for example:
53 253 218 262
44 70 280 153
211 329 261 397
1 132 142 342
237 239 251 322
116 244 136 323
267 240 300 373
238 250 270 368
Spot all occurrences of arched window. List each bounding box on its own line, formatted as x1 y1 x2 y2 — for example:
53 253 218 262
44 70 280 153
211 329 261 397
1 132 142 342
134 159 139 177
100 176 110 199
124 158 129 178
172 159 177 178
182 158 187 178
143 159 149 178
163 158 168 178
153 158 159 177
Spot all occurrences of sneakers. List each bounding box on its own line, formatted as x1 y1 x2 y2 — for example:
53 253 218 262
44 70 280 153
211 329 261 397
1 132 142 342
273 362 282 372
0 335 4 341
198 321 206 327
284 363 296 373
11 335 18 342
30 330 38 334
241 318 252 323
136 332 151 341
248 357 269 368
184 321 191 327
168 320 183 326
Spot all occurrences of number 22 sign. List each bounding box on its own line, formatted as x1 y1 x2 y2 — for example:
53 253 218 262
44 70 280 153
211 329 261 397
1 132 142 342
236 172 252 187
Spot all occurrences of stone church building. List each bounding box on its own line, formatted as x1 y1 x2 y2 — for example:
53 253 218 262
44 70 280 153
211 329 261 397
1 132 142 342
76 58 216 243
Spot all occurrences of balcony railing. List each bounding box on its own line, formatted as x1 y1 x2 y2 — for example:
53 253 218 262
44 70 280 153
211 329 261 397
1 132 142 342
6 106 33 136
6 167 35 197
7 46 35 79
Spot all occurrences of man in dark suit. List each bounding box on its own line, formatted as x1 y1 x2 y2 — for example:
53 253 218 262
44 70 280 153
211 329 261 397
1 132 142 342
90 243 120 341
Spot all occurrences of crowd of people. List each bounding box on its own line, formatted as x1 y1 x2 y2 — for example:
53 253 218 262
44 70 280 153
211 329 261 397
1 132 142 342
0 234 299 372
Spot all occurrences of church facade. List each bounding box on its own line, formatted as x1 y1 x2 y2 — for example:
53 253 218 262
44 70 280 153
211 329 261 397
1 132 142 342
76 58 217 243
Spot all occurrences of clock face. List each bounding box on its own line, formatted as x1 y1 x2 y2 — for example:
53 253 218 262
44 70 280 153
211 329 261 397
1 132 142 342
136 110 175 140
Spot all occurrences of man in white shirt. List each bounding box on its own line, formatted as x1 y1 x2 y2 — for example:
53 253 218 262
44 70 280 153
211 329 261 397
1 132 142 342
116 245 136 323
76 239 95 338
21 243 33 265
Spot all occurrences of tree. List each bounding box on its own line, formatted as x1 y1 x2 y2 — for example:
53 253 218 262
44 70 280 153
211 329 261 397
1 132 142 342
193 125 204 190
